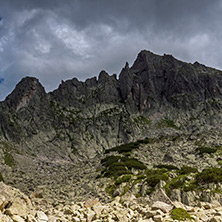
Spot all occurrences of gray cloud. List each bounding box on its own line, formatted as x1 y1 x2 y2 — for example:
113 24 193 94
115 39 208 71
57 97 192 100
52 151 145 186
0 0 222 100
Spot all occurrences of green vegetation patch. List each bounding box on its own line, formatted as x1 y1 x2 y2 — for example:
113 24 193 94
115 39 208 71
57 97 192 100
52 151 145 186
155 164 179 170
0 141 16 168
3 151 16 168
115 174 132 185
196 167 222 184
167 176 186 190
105 142 140 154
0 172 4 182
170 208 193 221
101 155 146 178
196 146 217 155
183 180 199 192
156 118 179 130
146 169 168 187
134 116 151 125
179 166 198 175
105 184 115 196
105 138 150 154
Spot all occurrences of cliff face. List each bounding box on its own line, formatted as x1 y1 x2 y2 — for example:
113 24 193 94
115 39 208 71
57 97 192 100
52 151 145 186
1 50 222 161
120 50 222 113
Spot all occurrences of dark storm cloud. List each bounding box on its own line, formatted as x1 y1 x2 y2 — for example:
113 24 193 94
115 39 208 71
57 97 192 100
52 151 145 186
0 0 222 100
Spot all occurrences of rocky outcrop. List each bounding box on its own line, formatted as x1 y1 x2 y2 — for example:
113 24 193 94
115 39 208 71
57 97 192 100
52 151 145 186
0 77 52 141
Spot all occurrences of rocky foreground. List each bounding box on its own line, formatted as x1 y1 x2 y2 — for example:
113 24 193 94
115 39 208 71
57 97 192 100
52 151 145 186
1 182 222 222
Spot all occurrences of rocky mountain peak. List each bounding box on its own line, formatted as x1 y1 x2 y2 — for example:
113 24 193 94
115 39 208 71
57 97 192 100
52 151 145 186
98 70 109 81
5 77 46 112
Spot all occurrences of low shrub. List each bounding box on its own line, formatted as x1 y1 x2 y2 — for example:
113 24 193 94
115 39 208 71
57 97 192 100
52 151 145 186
147 174 168 187
101 155 146 178
105 142 139 154
123 158 147 170
179 166 198 175
183 180 199 192
146 169 168 187
155 164 179 170
105 138 150 154
170 208 193 221
146 168 168 175
196 167 222 184
101 156 121 167
115 175 132 185
103 167 131 178
196 146 217 155
137 138 150 144
168 176 186 190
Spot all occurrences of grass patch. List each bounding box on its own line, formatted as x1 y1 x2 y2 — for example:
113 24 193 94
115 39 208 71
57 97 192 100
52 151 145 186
170 208 193 221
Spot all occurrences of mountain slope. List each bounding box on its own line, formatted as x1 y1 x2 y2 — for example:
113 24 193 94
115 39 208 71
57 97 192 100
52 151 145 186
1 50 222 203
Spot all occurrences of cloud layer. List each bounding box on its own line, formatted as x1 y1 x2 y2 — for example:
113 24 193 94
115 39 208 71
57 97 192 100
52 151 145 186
0 0 222 100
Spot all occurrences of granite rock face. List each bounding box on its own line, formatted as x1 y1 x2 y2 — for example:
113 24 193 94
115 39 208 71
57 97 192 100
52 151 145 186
2 50 222 199
1 50 222 148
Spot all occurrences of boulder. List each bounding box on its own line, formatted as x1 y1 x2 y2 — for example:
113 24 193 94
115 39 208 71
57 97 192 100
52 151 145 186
36 211 48 222
11 215 25 222
151 201 174 213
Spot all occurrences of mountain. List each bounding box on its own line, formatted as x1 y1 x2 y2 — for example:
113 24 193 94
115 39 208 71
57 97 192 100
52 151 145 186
1 50 222 208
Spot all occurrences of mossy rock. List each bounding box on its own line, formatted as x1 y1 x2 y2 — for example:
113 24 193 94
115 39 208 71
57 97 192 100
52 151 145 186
170 208 193 221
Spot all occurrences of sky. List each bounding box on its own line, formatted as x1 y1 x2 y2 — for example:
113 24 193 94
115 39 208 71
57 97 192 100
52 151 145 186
0 0 222 101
